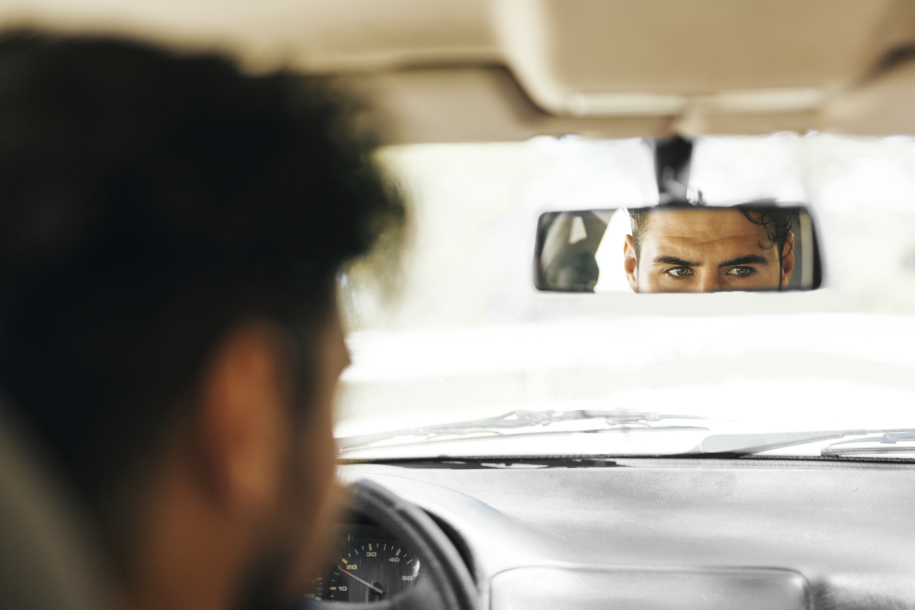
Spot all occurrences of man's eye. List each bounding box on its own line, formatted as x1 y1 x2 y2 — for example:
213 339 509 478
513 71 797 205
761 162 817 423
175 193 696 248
666 267 692 278
726 266 755 277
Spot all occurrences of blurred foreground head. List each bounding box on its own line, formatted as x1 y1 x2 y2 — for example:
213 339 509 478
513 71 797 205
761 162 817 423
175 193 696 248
0 32 404 610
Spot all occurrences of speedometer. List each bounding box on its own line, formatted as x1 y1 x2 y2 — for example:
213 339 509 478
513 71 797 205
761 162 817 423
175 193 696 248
326 539 420 602
325 534 420 602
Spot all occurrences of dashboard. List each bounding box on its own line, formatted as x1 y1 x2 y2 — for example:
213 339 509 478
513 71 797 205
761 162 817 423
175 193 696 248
333 457 915 610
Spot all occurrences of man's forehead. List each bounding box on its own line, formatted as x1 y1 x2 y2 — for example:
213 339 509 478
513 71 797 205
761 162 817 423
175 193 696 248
645 235 776 264
643 209 766 243
639 209 779 263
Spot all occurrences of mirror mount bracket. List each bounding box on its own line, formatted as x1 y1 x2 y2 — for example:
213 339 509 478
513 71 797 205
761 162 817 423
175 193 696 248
652 136 704 205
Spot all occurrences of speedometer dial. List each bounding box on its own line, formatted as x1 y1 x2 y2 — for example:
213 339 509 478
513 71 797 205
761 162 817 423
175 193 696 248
326 538 420 602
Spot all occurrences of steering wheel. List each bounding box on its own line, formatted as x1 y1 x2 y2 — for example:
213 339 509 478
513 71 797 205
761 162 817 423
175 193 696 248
310 478 478 610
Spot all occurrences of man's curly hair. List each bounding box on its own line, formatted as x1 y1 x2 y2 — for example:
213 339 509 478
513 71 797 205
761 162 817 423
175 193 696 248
628 202 795 263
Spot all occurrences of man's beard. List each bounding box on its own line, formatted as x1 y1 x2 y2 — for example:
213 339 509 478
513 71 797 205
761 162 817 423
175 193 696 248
236 550 302 610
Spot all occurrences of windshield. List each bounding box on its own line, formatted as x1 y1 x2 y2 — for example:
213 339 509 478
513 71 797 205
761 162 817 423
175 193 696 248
335 133 915 460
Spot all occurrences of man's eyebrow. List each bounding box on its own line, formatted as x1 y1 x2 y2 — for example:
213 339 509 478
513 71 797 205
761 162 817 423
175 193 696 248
719 254 769 267
652 255 700 266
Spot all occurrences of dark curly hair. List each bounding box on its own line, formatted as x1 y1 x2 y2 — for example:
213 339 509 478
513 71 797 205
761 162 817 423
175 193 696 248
0 32 405 532
628 202 795 263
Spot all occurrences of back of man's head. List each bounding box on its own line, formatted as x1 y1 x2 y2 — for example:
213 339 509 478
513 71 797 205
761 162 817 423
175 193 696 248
0 31 403 572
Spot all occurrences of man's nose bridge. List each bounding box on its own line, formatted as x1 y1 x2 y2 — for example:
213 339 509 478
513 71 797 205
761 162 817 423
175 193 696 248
697 269 721 292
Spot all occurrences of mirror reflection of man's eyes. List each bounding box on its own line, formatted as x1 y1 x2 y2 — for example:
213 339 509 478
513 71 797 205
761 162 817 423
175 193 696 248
655 254 768 281
623 209 795 293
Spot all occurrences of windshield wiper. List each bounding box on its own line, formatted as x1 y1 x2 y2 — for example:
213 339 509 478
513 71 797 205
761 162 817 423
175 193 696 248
337 409 711 453
694 428 915 457
821 431 915 457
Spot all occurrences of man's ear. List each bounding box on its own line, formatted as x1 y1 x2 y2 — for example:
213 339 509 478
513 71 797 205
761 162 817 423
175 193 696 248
623 234 639 293
780 231 796 288
196 323 291 515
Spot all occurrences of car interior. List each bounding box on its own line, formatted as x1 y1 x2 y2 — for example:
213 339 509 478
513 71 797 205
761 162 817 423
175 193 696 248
3 1 915 610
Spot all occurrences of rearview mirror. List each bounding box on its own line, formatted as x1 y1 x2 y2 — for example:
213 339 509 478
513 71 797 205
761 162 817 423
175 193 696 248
535 204 821 293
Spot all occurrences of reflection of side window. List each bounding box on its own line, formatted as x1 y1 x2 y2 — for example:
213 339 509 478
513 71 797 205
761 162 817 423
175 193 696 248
536 212 609 292
791 210 819 290
593 209 639 293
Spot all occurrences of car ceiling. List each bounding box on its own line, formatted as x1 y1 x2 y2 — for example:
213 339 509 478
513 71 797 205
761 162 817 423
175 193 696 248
5 0 915 142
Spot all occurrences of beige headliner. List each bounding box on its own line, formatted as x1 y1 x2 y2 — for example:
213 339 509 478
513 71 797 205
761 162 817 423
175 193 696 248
3 0 915 141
